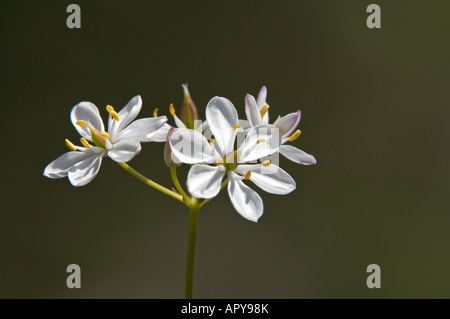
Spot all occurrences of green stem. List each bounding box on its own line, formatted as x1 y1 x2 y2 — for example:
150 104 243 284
185 203 200 299
117 162 183 202
170 166 190 202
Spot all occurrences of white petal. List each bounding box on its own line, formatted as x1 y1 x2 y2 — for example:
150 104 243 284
239 124 282 163
227 172 263 223
71 102 104 140
244 94 261 127
235 164 296 195
273 110 301 138
238 119 250 130
169 128 220 164
109 95 142 136
256 85 267 107
107 138 141 162
205 96 238 156
279 145 317 165
195 120 208 132
116 116 168 142
173 114 187 128
256 86 269 124
68 155 103 187
147 123 171 142
43 151 91 179
187 164 226 199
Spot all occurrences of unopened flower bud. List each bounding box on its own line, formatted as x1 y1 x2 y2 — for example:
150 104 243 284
178 83 199 129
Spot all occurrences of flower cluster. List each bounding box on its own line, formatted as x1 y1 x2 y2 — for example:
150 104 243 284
44 85 316 221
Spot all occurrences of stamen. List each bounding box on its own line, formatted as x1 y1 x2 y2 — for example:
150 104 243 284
209 138 215 143
106 105 120 121
169 103 175 116
76 120 88 128
262 160 271 166
256 138 266 144
232 124 241 129
80 138 90 148
153 108 159 117
65 139 77 151
288 129 301 142
100 131 110 138
216 159 224 165
260 104 270 117
244 170 252 180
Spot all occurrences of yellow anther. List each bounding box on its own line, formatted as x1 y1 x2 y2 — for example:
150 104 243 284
216 159 224 165
153 108 159 117
260 104 269 117
169 103 175 116
65 139 77 151
244 170 252 180
80 138 90 148
256 138 266 144
76 120 88 128
232 124 241 129
209 138 215 143
262 160 271 166
288 129 301 142
106 105 120 121
100 131 110 138
110 111 119 121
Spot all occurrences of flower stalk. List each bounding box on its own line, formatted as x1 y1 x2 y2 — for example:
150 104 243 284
117 162 183 202
185 202 200 299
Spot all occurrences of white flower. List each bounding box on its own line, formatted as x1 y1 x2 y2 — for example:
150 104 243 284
169 96 296 222
243 86 316 165
44 95 168 186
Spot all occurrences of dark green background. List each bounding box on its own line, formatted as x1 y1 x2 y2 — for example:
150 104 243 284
1 0 449 298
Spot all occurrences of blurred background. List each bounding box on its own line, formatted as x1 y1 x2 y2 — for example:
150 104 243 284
1 0 450 298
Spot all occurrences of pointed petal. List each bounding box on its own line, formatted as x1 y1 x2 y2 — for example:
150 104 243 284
256 86 269 124
235 164 296 195
68 154 103 187
173 114 187 128
279 145 317 165
43 151 91 179
169 128 219 164
107 138 141 162
147 123 171 142
256 85 267 107
186 164 226 198
71 102 104 140
110 95 142 136
116 116 168 142
205 96 238 156
239 124 282 163
227 172 263 222
273 110 301 138
245 94 261 127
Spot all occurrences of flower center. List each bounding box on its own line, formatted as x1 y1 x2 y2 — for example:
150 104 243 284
222 150 240 171
76 120 111 150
